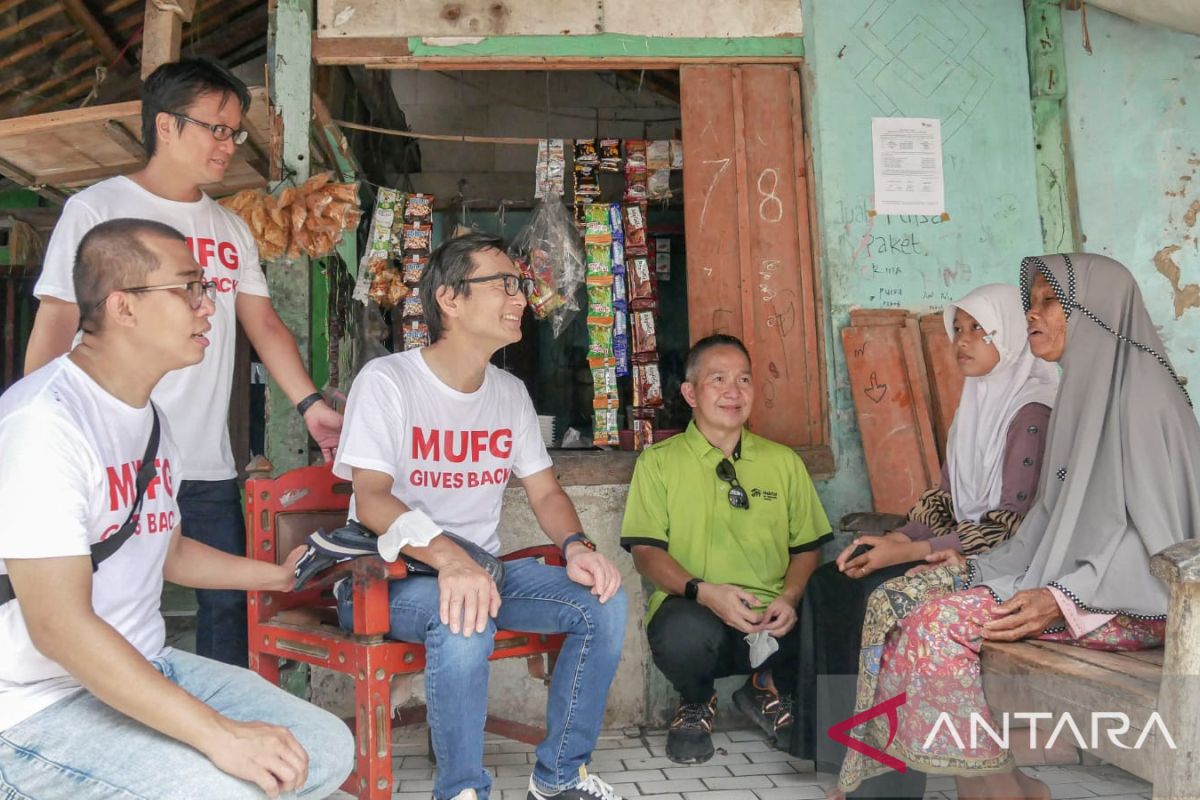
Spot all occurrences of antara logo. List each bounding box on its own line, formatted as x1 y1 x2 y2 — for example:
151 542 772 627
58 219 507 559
827 692 907 773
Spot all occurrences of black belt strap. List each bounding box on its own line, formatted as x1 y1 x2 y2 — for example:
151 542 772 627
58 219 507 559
0 407 160 606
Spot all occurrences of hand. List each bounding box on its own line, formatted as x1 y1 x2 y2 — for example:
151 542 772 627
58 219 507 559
565 545 622 603
697 583 764 634
982 588 1064 642
904 547 966 577
302 400 343 463
437 553 501 636
270 545 307 592
839 535 927 578
202 717 309 798
759 595 798 636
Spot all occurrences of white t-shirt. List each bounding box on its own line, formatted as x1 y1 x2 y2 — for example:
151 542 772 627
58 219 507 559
34 175 270 481
334 350 553 555
0 357 182 732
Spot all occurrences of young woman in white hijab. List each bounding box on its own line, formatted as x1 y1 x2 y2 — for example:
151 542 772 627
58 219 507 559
789 284 1058 775
835 254 1199 800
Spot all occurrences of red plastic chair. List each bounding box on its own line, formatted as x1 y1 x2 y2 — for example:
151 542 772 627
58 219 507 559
245 459 565 799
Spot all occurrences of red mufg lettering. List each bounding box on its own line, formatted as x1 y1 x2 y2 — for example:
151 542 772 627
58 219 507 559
411 428 514 463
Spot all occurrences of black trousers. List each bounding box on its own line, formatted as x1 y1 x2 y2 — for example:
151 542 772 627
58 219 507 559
647 595 800 704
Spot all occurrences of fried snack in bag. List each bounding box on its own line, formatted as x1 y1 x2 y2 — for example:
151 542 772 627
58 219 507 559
507 194 585 338
599 139 622 173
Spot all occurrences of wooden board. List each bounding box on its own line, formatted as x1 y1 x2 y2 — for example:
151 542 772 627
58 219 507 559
0 86 271 200
919 311 964 459
842 318 940 513
981 640 1163 782
680 65 826 449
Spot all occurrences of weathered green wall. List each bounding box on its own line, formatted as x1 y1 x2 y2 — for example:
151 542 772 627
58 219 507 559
1061 6 1200 393
800 0 1044 523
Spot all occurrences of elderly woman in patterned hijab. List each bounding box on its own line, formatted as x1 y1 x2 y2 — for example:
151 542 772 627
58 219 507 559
834 254 1200 800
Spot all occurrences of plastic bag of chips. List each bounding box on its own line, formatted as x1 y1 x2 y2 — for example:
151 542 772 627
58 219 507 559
507 194 585 338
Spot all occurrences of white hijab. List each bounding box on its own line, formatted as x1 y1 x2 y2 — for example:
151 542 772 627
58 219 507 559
943 284 1060 522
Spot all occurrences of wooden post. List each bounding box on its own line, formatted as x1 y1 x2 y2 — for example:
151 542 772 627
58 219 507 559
1149 540 1200 800
265 0 314 475
1024 0 1082 253
140 0 197 79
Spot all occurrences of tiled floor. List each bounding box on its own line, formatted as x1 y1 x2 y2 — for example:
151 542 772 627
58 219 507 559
329 725 1154 800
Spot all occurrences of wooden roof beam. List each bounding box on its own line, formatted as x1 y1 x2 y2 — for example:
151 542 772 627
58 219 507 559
0 156 69 204
141 0 196 79
61 0 133 72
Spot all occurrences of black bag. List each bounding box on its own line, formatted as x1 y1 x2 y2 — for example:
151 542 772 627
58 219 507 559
0 407 160 606
292 519 506 591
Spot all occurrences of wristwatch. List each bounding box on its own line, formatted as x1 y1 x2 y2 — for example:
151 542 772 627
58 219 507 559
684 578 703 601
562 532 596 558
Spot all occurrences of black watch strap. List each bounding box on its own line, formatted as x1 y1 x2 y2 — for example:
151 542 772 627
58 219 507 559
685 578 702 601
296 392 324 417
562 532 596 558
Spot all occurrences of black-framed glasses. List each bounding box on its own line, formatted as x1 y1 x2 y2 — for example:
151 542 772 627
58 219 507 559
122 279 218 310
174 112 249 145
716 458 750 510
460 273 533 297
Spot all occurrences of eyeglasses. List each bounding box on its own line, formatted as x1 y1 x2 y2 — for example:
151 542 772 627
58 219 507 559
174 112 249 145
122 279 218 310
460 273 534 297
716 458 750 510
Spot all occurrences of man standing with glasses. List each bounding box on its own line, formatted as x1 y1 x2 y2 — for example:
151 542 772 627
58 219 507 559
621 335 831 764
23 58 341 668
334 232 627 800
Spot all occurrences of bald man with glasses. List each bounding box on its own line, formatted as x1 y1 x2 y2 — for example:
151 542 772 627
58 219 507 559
620 334 832 764
24 57 342 668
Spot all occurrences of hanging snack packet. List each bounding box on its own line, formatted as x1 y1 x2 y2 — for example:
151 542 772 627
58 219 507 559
585 243 612 278
632 414 654 451
624 140 647 170
403 193 434 222
669 139 684 169
401 253 428 285
624 172 648 203
574 138 599 166
647 140 671 170
403 318 430 350
517 256 566 320
599 138 622 173
631 310 658 354
535 139 566 199
586 276 614 318
613 314 630 378
574 164 601 199
622 204 648 251
401 287 425 319
593 407 619 448
635 362 664 407
589 357 618 397
401 222 433 253
627 256 655 304
583 204 612 244
587 320 614 360
647 169 672 200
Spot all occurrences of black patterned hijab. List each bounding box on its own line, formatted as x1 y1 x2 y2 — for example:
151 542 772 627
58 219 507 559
969 253 1200 618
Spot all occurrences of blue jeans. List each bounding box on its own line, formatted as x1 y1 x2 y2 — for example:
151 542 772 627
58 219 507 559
336 557 627 800
0 649 354 799
178 479 249 667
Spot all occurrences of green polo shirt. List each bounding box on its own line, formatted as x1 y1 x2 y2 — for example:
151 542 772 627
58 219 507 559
620 421 832 623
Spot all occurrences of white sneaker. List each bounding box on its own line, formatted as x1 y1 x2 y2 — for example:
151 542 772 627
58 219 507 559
526 766 622 800
450 790 479 800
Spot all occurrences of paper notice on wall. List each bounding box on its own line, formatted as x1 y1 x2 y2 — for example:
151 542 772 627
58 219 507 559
871 117 945 216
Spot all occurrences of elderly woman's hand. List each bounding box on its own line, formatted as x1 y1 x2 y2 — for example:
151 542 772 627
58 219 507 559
981 588 1064 641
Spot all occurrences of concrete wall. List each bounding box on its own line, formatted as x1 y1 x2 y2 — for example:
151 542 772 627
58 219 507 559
799 0 1044 524
390 69 679 205
1060 5 1200 390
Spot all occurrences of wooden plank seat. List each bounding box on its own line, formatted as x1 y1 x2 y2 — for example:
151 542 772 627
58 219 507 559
245 459 565 800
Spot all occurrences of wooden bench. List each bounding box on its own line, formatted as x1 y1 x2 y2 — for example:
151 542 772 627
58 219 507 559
981 540 1200 798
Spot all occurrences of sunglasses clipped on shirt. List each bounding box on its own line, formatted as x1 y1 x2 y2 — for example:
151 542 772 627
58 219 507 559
716 457 751 510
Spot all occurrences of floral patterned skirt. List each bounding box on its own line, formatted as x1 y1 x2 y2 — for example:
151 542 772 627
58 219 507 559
837 567 1166 791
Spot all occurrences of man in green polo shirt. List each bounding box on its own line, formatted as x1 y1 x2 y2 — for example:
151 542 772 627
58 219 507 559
620 334 831 764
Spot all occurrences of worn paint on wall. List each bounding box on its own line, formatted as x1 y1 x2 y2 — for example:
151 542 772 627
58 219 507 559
800 0 1043 524
1062 6 1200 392
317 0 804 40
